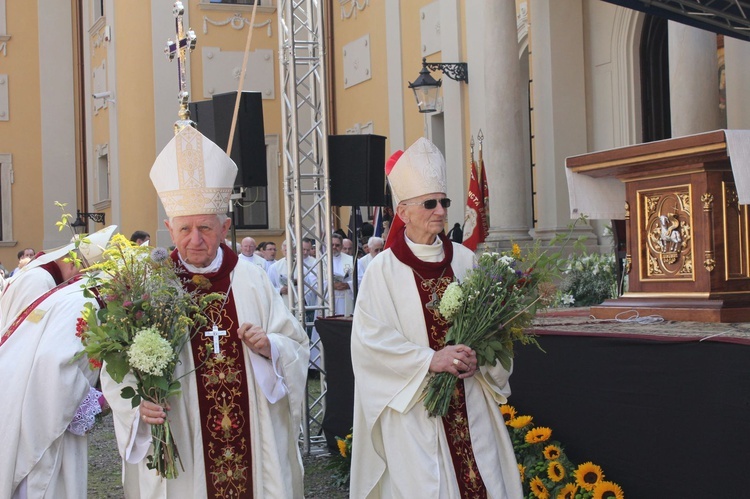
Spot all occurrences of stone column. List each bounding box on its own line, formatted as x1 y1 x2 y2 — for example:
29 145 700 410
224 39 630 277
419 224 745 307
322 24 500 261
724 36 750 129
528 0 595 245
668 22 723 136
483 1 531 243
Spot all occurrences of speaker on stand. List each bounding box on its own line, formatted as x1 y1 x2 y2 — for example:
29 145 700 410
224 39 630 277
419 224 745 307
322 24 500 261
328 134 387 303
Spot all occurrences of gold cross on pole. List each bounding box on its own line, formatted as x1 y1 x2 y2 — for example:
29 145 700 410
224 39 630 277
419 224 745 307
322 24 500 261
164 1 197 133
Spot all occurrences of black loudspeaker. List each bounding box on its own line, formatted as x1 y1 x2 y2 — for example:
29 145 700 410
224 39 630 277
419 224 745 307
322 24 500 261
189 91 267 187
328 134 387 206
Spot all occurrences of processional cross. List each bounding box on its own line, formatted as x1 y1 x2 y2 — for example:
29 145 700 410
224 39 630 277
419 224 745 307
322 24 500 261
165 1 197 133
205 324 227 356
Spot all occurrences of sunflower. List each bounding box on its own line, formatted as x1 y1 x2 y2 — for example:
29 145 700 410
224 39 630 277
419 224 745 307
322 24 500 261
500 404 517 423
574 462 604 491
556 483 578 499
547 461 565 482
518 463 526 483
543 444 562 460
337 438 347 458
524 426 552 444
508 415 533 428
592 480 625 499
529 476 550 499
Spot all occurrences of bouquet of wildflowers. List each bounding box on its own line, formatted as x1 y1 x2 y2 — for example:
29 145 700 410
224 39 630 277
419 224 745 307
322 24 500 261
423 244 556 417
75 234 222 478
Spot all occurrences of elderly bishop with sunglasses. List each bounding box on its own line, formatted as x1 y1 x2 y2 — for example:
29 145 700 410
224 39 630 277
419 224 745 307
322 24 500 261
350 137 522 498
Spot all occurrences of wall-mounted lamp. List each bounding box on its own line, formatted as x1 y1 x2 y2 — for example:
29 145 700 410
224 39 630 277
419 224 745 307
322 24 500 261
71 210 106 235
408 57 468 113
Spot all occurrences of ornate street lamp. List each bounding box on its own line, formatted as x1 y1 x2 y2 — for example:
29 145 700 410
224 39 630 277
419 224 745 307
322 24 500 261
71 210 106 235
408 57 468 113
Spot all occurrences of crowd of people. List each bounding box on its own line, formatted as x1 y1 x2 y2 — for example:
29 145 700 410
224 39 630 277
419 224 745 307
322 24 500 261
0 133 522 498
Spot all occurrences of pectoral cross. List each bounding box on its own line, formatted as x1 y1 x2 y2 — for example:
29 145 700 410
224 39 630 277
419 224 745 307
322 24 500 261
205 324 227 356
164 1 197 132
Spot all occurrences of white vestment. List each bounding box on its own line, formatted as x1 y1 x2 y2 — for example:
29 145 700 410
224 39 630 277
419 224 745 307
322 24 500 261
102 254 310 498
267 257 317 311
238 252 270 272
0 281 101 499
0 266 59 330
328 253 354 316
356 253 375 288
350 240 523 499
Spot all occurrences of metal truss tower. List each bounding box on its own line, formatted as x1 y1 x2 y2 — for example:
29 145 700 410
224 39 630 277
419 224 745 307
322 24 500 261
277 0 333 453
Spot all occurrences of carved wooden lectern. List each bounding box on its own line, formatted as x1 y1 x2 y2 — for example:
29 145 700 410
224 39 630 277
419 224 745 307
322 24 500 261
566 130 750 322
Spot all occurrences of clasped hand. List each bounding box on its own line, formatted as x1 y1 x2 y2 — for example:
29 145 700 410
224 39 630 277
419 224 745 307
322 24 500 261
238 322 271 359
429 344 478 379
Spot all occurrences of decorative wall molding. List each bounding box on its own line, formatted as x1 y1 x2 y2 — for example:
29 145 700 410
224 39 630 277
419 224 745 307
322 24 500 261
0 0 8 55
203 13 272 36
343 34 371 88
202 47 275 99
198 2 276 15
517 2 528 43
0 153 14 242
420 2 441 57
0 74 7 121
340 0 369 20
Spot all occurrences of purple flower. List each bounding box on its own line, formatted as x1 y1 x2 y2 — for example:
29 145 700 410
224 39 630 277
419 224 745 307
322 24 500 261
150 247 169 264
104 294 118 302
141 293 150 301
123 300 134 308
135 310 144 321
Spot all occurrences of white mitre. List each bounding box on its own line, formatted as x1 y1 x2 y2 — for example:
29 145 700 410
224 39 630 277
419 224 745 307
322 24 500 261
387 137 447 206
150 126 238 218
15 224 118 277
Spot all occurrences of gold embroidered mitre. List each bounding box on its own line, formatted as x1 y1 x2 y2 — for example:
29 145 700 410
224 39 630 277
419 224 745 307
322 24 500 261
387 137 447 206
150 126 238 218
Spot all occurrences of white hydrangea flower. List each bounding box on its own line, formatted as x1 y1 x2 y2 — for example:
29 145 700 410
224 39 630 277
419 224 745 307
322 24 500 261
128 327 174 376
438 282 464 321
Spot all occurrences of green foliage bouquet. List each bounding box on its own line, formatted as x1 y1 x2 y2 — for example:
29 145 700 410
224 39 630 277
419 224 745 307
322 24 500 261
557 251 619 307
423 244 557 417
75 234 222 479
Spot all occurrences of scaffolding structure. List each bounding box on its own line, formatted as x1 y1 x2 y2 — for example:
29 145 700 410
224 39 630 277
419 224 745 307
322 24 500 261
277 0 334 454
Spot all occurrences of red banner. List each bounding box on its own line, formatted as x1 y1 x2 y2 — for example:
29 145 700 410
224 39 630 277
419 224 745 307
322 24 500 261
462 159 489 251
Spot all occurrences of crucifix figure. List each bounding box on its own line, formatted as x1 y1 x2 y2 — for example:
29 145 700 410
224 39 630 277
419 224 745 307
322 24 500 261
205 324 227 356
425 291 440 311
164 1 197 132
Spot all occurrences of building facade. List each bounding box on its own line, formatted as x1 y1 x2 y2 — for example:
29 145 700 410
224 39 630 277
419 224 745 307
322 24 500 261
0 0 746 265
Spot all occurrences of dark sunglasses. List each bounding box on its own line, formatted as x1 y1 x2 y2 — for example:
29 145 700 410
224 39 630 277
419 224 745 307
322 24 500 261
402 198 451 210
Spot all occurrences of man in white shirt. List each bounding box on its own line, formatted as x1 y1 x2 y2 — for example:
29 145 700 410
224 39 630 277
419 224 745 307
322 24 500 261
239 236 269 271
329 233 354 316
356 236 384 288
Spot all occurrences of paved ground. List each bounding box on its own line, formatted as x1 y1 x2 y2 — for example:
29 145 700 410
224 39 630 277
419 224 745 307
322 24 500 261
87 413 349 498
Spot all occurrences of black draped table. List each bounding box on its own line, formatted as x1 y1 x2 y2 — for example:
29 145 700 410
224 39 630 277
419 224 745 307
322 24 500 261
314 313 750 496
315 317 355 451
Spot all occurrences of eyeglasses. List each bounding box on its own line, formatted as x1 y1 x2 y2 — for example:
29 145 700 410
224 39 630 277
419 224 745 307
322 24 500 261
401 198 451 210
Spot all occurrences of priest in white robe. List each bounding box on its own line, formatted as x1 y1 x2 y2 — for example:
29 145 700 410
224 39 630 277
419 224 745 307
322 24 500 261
350 138 523 498
102 125 309 498
0 272 109 498
328 233 354 316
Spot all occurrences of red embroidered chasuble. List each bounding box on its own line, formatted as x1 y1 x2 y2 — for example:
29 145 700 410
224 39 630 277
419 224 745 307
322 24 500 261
173 245 253 498
390 229 487 498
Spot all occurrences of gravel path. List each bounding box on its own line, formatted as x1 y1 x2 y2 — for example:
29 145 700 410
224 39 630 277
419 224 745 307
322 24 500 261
87 413 349 498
